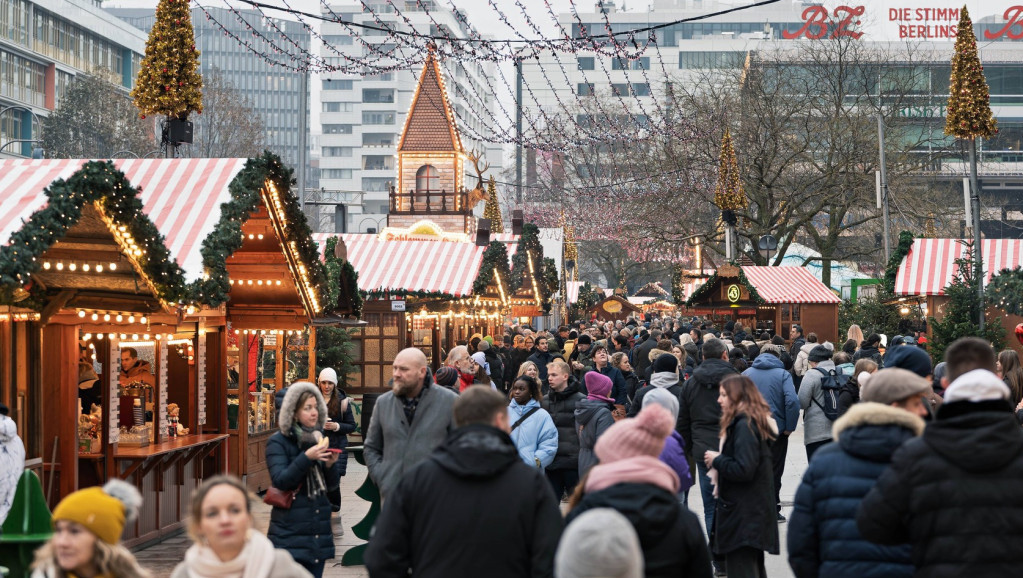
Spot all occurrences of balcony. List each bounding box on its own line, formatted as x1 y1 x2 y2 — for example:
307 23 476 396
389 186 469 215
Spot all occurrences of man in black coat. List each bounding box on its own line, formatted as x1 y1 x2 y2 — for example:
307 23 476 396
857 338 1023 577
679 338 738 538
479 339 504 391
632 328 662 380
527 336 557 389
542 359 584 500
365 386 564 578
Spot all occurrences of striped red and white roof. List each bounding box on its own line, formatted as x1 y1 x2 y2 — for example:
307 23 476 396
313 232 518 297
0 158 248 282
895 238 1023 296
741 266 841 304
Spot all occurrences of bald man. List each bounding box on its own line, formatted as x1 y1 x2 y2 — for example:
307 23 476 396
363 348 459 498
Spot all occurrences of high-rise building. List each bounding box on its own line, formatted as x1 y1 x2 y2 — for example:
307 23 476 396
0 0 145 157
111 7 310 170
317 1 503 234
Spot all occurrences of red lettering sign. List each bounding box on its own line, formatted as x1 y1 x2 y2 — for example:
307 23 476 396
783 5 864 40
984 6 1023 40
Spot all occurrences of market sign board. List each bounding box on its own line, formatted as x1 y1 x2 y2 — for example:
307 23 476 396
782 2 1023 42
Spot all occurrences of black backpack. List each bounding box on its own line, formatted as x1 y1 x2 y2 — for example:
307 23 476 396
812 367 850 421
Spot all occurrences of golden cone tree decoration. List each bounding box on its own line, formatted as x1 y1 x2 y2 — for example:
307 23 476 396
131 0 203 119
483 176 504 233
945 6 996 139
714 129 747 211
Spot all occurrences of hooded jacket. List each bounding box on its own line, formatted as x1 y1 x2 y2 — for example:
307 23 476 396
0 413 26 525
365 425 564 578
508 398 559 469
743 354 800 433
543 380 586 470
627 371 682 418
789 403 924 578
363 370 459 498
679 358 738 459
574 398 615 476
266 382 342 567
567 483 712 578
853 347 883 366
857 399 1023 577
798 360 837 446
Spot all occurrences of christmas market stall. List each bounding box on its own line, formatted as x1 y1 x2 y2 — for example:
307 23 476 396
685 264 840 341
587 295 643 323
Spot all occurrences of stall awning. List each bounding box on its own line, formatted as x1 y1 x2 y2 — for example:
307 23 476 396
0 158 248 282
313 233 518 297
895 238 1023 296
741 267 840 304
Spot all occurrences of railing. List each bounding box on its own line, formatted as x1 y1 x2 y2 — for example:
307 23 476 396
389 186 468 214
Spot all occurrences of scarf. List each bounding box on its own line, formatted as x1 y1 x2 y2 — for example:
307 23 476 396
184 530 277 578
585 455 680 495
293 425 328 499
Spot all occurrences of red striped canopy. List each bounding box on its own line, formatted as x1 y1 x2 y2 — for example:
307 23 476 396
895 238 1023 296
0 158 248 282
313 232 518 297
741 266 841 304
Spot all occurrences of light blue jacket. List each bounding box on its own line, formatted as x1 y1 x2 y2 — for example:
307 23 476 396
508 399 559 470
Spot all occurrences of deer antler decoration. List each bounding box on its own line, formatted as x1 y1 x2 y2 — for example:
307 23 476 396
466 148 491 210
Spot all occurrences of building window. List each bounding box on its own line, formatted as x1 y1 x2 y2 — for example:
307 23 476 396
577 82 595 96
577 56 595 70
323 124 354 134
633 83 651 97
323 101 355 112
363 155 393 170
611 83 628 96
321 168 354 179
363 132 394 146
322 146 353 157
415 165 439 194
322 79 353 90
362 88 395 103
362 111 395 124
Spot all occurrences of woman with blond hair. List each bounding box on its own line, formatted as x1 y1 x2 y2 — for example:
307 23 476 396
846 325 865 350
31 480 151 578
171 475 311 578
705 375 779 578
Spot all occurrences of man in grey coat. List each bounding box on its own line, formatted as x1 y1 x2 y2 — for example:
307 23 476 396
798 344 837 463
364 348 459 499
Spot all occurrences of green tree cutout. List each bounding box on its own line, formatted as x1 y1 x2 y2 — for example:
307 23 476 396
131 0 202 119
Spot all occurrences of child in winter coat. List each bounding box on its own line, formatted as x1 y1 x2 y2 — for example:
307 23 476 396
508 376 559 470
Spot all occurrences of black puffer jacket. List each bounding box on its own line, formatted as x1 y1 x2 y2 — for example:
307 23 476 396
679 358 738 458
567 482 712 578
365 424 563 578
853 347 883 365
857 400 1023 577
788 403 923 578
711 414 779 556
543 380 585 471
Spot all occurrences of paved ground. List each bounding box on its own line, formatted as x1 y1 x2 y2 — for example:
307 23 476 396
136 424 809 577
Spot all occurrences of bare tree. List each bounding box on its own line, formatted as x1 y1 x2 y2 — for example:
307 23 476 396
41 73 155 158
185 67 265 158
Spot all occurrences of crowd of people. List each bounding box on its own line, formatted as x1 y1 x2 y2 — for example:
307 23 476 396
7 315 1023 577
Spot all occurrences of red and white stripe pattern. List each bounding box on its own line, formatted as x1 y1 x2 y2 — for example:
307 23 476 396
741 266 841 304
895 238 1023 296
0 158 249 282
313 233 519 297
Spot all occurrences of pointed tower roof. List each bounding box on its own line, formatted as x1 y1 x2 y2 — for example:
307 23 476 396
398 47 465 153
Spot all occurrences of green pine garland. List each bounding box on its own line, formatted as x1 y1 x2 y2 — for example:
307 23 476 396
0 160 188 307
987 266 1023 317
684 268 765 306
883 231 915 294
472 241 512 296
363 288 460 301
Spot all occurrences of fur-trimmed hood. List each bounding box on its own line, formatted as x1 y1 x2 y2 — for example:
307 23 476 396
278 381 328 434
833 402 926 441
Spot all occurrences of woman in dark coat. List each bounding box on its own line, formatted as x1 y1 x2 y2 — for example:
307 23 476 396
267 382 343 578
318 368 357 515
705 375 780 578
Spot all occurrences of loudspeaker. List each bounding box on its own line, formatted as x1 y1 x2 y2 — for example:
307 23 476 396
165 119 193 145
512 209 524 235
476 218 491 246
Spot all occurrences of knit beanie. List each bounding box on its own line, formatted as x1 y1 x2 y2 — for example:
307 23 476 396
577 334 593 346
555 508 643 578
434 366 459 388
317 367 337 384
642 387 680 422
470 351 490 375
808 345 833 363
595 403 673 464
584 371 614 402
651 353 679 374
883 345 932 378
52 479 141 544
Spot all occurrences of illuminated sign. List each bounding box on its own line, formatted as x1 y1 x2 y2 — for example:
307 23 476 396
727 284 742 303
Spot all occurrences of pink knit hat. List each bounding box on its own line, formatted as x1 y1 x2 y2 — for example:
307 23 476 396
585 372 614 403
595 404 674 464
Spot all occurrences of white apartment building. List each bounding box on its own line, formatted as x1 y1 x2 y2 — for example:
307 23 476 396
317 1 503 234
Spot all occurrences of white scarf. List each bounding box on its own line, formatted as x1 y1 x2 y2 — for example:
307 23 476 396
185 530 277 578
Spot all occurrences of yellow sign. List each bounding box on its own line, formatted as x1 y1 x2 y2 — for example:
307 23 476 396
603 300 623 313
726 284 742 303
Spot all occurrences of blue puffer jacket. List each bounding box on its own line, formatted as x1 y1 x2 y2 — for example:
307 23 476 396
788 402 924 578
508 398 559 470
743 354 800 433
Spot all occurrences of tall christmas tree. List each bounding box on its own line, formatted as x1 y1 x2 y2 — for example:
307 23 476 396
714 129 745 260
131 0 203 119
945 5 996 331
483 176 504 233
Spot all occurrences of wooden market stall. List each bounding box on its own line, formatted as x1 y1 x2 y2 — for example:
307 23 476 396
587 295 643 322
685 264 840 342
895 238 1023 355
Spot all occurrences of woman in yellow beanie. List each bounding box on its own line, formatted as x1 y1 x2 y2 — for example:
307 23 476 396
171 475 311 578
30 479 150 578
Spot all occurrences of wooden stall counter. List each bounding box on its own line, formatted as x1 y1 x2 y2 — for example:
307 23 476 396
114 434 229 459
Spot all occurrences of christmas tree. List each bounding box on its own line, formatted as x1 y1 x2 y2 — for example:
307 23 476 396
483 176 504 233
928 242 1005 362
131 0 203 119
945 6 996 139
714 129 747 212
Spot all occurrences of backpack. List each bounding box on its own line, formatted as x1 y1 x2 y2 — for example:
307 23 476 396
812 367 850 421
